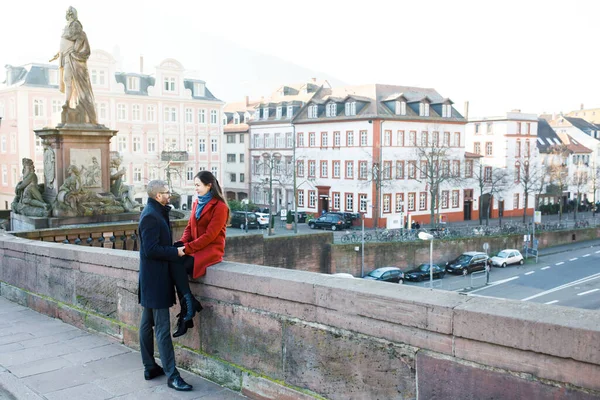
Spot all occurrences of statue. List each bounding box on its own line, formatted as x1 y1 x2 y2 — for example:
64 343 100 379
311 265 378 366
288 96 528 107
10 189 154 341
12 158 51 217
109 155 141 212
49 6 97 125
83 156 101 187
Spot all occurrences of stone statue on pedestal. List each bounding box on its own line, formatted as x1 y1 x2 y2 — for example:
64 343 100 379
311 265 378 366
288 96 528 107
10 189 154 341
110 155 141 212
12 158 51 217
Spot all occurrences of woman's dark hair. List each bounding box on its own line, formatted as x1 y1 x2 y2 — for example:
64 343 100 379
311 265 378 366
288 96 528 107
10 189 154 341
195 170 230 215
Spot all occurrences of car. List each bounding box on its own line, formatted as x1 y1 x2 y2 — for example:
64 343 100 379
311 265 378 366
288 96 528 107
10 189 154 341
254 212 270 229
363 267 404 283
229 211 259 230
307 214 347 231
325 212 354 228
404 263 446 282
445 251 489 275
331 273 355 279
296 211 308 223
490 249 524 268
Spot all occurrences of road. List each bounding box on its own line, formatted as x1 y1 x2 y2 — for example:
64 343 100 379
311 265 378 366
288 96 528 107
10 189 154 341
405 245 600 310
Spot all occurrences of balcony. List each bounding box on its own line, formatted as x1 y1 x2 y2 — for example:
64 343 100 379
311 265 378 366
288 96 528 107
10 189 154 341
161 151 188 162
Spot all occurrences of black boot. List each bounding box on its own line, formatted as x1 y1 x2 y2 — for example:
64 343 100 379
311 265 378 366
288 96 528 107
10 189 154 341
183 293 196 322
173 312 193 338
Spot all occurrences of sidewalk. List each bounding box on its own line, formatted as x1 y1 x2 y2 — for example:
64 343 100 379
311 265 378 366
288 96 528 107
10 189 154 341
0 297 246 400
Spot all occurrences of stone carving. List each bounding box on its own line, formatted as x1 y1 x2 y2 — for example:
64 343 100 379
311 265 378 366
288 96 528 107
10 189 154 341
43 146 56 189
83 156 101 187
54 164 123 217
109 155 141 212
49 6 97 125
12 158 51 217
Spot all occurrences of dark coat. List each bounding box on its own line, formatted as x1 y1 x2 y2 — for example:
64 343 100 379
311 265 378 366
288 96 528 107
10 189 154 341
180 198 228 279
138 198 180 309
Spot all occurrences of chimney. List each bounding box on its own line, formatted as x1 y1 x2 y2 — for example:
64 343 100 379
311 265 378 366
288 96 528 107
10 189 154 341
463 101 469 120
311 77 316 83
140 55 144 74
581 103 584 110
245 96 249 106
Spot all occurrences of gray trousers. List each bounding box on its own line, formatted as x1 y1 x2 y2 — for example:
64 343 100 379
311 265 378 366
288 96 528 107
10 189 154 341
139 307 179 380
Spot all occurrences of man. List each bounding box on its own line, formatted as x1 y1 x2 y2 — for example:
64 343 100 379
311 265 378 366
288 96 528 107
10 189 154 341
138 180 192 391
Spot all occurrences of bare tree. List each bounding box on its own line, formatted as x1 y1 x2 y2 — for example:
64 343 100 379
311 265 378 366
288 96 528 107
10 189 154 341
471 160 510 225
590 162 600 216
571 163 589 220
515 160 545 223
545 144 571 222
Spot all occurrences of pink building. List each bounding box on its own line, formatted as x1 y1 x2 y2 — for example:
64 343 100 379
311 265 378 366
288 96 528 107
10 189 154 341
0 50 224 209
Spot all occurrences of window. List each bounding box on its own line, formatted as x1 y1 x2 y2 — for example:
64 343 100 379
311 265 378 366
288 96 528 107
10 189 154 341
240 154 244 163
33 99 45 117
419 102 429 117
309 132 316 147
164 77 176 92
35 137 42 153
517 122 521 134
408 161 416 179
253 134 261 149
146 105 156 122
226 134 236 144
419 192 427 210
383 161 392 180
525 141 530 158
452 160 460 177
345 193 354 211
211 138 218 153
384 130 391 146
116 104 126 120
420 131 428 146
230 173 236 183
443 132 450 147
395 101 406 115
147 137 156 153
516 140 521 157
210 110 217 124
395 194 404 212
527 122 531 134
194 82 205 97
452 190 459 208
186 167 194 181
286 132 293 148
345 161 354 179
359 194 368 212
326 103 337 117
486 122 493 134
286 106 293 119
408 193 415 211
297 132 305 147
10 133 16 153
333 193 340 210
513 193 520 209
396 161 405 179
199 138 206 153
320 161 328 177
133 137 141 153
233 114 240 124
442 191 449 208
0 136 5 152
240 173 245 182
359 161 367 179
321 132 328 147
164 106 177 122
186 137 194 153
431 131 439 147
265 134 274 148
198 109 206 124
1 165 7 186
422 161 429 178
345 101 356 116
128 76 140 91
309 191 316 208
185 108 193 123
276 106 282 119
360 130 368 146
383 194 391 213
398 131 404 146
118 136 127 152
308 105 318 118
164 137 177 151
486 142 493 156
347 131 354 146
262 108 269 120
297 190 305 207
308 160 316 177
133 167 142 183
297 160 304 177
333 161 341 178
474 142 481 154
211 166 218 179
515 162 521 182
240 134 245 144
484 166 492 182
442 104 452 118
453 132 460 147
275 133 283 148
408 131 416 146
475 123 480 134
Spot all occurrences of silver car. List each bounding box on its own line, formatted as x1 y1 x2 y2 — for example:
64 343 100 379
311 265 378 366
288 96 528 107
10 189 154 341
490 249 524 268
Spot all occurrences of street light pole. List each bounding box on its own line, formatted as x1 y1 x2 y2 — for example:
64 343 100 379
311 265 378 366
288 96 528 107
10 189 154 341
361 214 365 278
418 231 434 289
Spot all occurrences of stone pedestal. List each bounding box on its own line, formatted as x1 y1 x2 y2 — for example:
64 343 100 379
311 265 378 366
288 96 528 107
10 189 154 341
34 124 117 207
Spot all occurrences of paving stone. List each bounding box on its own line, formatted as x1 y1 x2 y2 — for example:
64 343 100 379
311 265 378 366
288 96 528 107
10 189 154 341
20 363 101 394
95 367 164 396
61 343 130 365
0 333 34 346
0 343 79 367
8 356 75 378
0 343 23 355
44 383 113 400
65 333 116 351
0 371 44 400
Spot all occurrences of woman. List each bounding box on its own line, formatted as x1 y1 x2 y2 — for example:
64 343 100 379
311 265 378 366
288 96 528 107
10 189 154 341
171 171 230 337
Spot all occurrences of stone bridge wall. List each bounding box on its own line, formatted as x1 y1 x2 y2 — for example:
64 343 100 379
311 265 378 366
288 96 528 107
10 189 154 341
0 234 599 399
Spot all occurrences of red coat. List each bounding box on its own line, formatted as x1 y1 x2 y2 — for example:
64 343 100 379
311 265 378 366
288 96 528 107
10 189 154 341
180 198 228 279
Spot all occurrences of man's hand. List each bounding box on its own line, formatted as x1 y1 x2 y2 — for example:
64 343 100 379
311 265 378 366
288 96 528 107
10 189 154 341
177 246 185 257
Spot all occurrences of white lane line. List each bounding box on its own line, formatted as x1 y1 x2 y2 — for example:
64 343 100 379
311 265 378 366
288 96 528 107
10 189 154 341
544 300 559 305
577 289 600 296
596 250 600 254
582 254 591 258
525 271 535 275
467 276 520 294
556 262 564 265
541 266 551 270
569 258 578 261
521 273 600 301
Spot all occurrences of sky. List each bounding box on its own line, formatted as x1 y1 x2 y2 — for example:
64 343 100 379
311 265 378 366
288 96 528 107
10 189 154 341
1 0 599 118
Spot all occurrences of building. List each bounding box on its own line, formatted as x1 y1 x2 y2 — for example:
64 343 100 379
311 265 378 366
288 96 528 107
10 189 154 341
0 51 224 209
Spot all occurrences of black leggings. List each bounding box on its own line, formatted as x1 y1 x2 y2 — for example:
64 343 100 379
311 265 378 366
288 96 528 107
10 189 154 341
169 255 194 299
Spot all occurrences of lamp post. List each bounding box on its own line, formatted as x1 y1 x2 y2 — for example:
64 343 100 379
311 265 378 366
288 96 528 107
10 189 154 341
498 196 504 227
264 152 282 236
418 231 434 288
241 198 249 233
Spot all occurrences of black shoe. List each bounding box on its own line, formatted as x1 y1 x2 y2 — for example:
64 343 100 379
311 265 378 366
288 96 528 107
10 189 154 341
144 365 164 381
173 313 194 338
192 297 203 313
183 293 197 322
168 376 193 391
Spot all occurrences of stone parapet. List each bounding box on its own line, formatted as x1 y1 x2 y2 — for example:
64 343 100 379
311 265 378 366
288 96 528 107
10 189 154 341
1 234 599 399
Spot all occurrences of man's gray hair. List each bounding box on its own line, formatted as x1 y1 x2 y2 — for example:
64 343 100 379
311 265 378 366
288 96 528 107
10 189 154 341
147 180 168 198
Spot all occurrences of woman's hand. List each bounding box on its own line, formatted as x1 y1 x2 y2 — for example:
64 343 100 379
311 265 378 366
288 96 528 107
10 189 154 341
177 246 186 257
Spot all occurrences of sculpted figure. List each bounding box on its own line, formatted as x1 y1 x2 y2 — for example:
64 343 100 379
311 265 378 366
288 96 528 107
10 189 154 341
110 155 141 212
49 6 97 124
12 158 50 217
83 156 101 187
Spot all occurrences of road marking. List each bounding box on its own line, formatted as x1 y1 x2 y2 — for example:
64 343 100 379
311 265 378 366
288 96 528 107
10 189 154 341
555 262 564 265
521 273 600 301
525 271 535 275
541 266 551 270
569 258 578 261
467 276 520 294
577 289 600 296
596 250 600 254
582 254 591 258
544 300 559 305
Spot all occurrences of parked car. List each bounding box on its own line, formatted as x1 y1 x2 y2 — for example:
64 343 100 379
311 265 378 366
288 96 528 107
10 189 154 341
445 252 489 275
254 212 269 229
325 212 354 227
362 267 404 283
490 249 524 268
404 263 446 282
229 211 259 230
308 214 347 231
332 273 355 279
296 211 308 223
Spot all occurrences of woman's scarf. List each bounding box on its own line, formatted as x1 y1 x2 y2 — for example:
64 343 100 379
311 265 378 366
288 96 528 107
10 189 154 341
195 192 213 220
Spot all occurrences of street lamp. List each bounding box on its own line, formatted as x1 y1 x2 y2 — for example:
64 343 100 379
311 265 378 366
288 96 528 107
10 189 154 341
498 196 504 227
241 198 249 233
263 152 282 236
418 231 434 288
